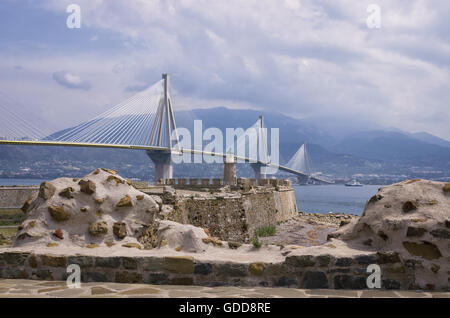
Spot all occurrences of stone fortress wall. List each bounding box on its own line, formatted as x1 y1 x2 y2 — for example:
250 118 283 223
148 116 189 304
0 250 421 290
138 178 298 243
0 187 38 209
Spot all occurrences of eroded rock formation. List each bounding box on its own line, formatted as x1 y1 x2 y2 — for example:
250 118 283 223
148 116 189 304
329 179 449 290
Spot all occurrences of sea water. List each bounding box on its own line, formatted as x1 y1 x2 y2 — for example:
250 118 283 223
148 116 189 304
0 179 380 216
293 184 382 215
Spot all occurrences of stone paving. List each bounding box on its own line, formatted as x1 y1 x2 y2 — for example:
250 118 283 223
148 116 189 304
0 279 448 298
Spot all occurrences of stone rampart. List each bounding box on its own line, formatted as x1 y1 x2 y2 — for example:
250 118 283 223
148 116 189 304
0 250 438 290
0 187 39 209
165 186 297 242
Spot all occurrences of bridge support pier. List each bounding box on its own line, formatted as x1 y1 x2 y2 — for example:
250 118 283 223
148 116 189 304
146 151 173 184
251 163 266 180
224 155 237 186
296 175 309 185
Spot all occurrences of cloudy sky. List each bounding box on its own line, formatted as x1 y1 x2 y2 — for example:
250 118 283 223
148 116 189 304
0 0 449 139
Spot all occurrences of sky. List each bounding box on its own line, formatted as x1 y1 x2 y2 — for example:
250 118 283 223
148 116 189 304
0 0 449 139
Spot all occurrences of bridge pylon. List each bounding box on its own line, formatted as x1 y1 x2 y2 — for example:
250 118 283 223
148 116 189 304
146 73 179 184
250 115 269 179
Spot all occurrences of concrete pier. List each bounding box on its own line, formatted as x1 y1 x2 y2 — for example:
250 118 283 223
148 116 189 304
251 163 267 180
296 175 309 185
223 154 236 186
146 151 173 183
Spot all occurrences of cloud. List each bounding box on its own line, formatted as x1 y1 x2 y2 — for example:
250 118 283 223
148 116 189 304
1 0 449 139
125 83 151 92
52 71 91 90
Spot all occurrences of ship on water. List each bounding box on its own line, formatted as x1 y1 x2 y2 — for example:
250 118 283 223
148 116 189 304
345 179 363 187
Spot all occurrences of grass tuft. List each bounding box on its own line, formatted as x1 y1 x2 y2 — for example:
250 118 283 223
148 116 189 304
254 225 276 237
251 236 262 249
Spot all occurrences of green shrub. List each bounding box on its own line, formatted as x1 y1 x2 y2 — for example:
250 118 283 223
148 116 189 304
255 225 276 237
251 236 261 248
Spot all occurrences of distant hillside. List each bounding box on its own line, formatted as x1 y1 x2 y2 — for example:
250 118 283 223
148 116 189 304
1 107 449 179
331 131 450 168
410 132 450 148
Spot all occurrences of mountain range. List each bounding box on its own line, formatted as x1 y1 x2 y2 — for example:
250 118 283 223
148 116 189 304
1 107 449 180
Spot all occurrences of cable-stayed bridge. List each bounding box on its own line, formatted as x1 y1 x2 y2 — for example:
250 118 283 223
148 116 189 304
0 74 332 184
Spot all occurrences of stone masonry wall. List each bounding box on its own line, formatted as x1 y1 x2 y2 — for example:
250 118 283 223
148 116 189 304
170 187 298 243
0 187 38 209
0 250 441 290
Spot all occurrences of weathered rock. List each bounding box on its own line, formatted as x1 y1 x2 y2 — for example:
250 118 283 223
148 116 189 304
59 187 74 199
121 257 138 270
339 220 351 227
163 256 194 274
443 183 450 193
89 221 108 236
431 263 440 273
402 200 418 213
382 279 401 290
106 175 124 186
406 226 427 237
113 222 127 239
115 271 142 284
39 181 56 200
1 252 29 265
335 257 353 267
21 197 33 213
148 273 170 284
79 179 96 195
101 168 118 175
28 254 38 268
48 205 69 222
215 263 247 277
377 251 401 264
317 255 332 267
95 257 120 268
368 194 383 204
274 277 298 287
41 254 67 267
194 263 213 275
68 256 94 268
83 272 108 282
334 275 366 289
53 229 64 239
228 241 242 249
249 262 265 276
355 254 377 265
430 228 450 239
285 255 315 267
202 237 222 246
122 243 142 249
402 241 442 260
302 271 328 289
116 195 133 207
377 230 389 241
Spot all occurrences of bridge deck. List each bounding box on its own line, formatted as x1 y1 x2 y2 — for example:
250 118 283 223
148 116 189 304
0 139 332 183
